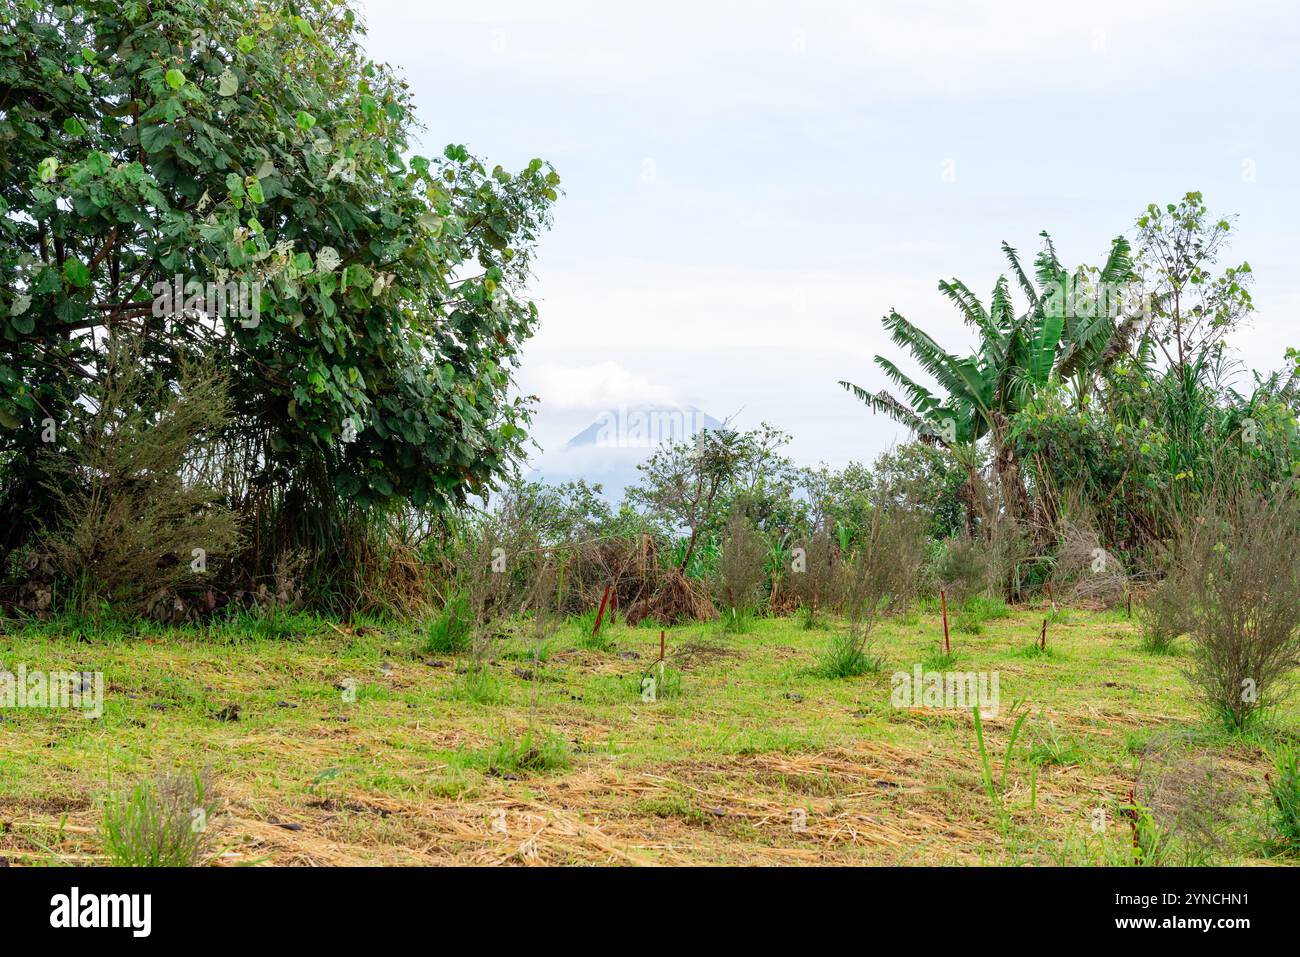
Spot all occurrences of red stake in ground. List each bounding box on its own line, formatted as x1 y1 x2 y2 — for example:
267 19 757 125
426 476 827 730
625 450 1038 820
1039 618 1048 652
940 589 950 655
593 585 611 638
660 629 666 663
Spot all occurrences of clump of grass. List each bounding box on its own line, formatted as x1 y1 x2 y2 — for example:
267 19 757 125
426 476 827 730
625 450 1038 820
818 630 881 678
220 606 321 643
964 594 1010 620
484 727 571 775
1014 640 1055 659
99 769 220 867
1027 715 1081 768
922 649 959 670
1139 629 1182 656
796 604 825 630
632 661 682 700
574 608 614 651
1265 742 1300 854
445 665 502 704
717 606 756 635
425 590 472 654
634 793 710 824
953 612 983 635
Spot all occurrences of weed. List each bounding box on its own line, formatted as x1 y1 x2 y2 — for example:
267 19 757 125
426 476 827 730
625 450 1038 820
818 630 881 678
445 666 503 705
484 727 571 775
425 590 473 654
972 702 1031 831
99 768 220 867
1264 741 1300 854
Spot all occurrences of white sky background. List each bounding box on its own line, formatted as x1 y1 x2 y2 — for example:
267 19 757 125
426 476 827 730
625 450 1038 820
356 0 1300 470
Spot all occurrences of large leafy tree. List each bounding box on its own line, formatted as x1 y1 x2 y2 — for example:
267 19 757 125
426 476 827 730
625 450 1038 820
0 0 559 556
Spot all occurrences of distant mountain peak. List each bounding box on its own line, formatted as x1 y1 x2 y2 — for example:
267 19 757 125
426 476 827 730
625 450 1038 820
565 403 725 450
528 403 727 500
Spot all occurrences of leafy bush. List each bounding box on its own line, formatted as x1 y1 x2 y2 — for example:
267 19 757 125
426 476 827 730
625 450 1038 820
0 0 560 610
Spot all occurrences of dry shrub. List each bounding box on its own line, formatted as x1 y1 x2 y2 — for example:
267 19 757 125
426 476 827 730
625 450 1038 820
625 568 717 626
834 505 926 657
1170 486 1300 728
41 342 239 618
714 507 767 612
931 535 995 605
1136 731 1243 862
786 529 838 615
1051 500 1127 608
1138 569 1192 654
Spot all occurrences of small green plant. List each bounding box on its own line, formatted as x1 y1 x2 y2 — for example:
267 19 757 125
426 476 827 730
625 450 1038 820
446 665 502 704
99 769 220 867
1026 715 1081 768
1115 790 1174 866
485 727 571 775
574 608 614 650
972 702 1031 831
426 590 473 654
1265 742 1300 854
633 661 682 700
922 648 959 671
797 604 825 630
717 605 755 635
818 630 881 678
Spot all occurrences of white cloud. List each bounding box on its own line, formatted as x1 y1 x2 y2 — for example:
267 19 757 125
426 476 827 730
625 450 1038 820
522 360 677 411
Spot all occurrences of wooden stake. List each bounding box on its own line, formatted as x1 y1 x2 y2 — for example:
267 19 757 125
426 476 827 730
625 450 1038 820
593 585 611 637
1039 618 1047 652
660 629 665 663
940 589 950 655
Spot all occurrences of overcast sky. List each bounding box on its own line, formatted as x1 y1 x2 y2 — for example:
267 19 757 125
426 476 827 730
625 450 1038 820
357 0 1300 471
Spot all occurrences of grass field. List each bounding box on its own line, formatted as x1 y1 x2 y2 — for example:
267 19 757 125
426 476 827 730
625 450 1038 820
1 602 1295 866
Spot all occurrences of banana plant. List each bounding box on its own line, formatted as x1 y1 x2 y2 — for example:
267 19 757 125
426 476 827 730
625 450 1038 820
841 233 1138 526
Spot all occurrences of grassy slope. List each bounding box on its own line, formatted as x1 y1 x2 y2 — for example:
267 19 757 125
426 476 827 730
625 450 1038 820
0 604 1294 866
